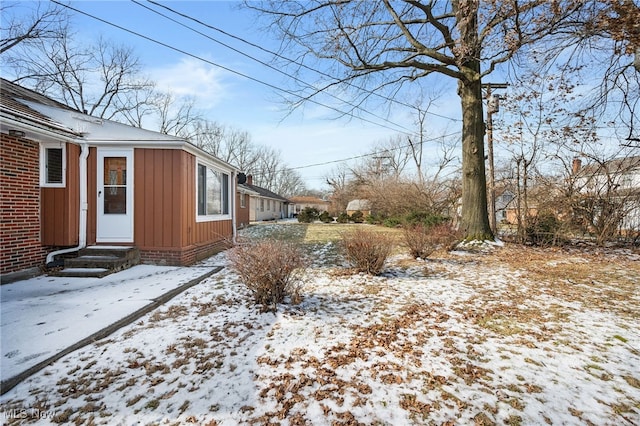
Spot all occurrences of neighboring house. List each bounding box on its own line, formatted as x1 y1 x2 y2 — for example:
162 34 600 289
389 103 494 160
236 182 260 229
242 175 290 222
495 189 515 224
289 196 331 216
346 199 372 217
498 184 547 226
572 156 640 232
1 79 239 280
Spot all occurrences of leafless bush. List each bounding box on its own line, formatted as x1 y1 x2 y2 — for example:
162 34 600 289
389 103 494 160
227 239 307 311
340 229 393 275
429 223 463 251
404 223 462 258
403 224 436 259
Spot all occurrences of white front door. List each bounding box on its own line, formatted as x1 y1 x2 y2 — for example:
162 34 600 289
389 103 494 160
97 148 133 243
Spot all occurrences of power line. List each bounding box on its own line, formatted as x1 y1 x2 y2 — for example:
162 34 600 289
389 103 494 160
131 0 416 135
247 130 462 176
49 1 463 186
292 130 461 170
144 0 462 124
50 0 414 134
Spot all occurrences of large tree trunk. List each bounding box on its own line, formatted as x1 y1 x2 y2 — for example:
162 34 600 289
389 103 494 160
458 77 493 241
455 0 493 242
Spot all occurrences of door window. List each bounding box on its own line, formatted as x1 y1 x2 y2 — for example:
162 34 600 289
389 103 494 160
103 157 127 214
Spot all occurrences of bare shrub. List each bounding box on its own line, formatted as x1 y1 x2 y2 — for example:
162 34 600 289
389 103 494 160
403 224 436 259
429 223 463 251
340 228 393 275
227 239 307 311
404 223 462 258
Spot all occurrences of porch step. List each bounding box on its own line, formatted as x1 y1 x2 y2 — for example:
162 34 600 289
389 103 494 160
54 246 140 278
55 267 111 278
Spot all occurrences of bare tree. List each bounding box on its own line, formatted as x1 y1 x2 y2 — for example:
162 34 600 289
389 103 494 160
248 145 305 196
355 136 413 180
188 120 304 196
5 28 155 120
189 120 261 171
0 1 68 54
558 0 640 144
256 147 282 188
246 0 592 241
326 163 357 213
115 84 160 128
271 169 306 198
555 142 639 245
154 94 202 137
407 93 445 185
223 128 261 171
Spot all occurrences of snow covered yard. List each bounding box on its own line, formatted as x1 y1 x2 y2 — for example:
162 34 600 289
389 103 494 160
1 223 639 425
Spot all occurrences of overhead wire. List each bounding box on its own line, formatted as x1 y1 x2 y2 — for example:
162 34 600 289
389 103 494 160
131 1 466 177
243 130 462 179
131 0 416 135
145 0 462 123
50 0 415 134
50 0 463 179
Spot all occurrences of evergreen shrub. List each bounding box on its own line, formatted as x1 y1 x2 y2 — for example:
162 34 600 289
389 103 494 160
350 210 364 223
319 211 334 223
297 207 319 223
336 212 350 223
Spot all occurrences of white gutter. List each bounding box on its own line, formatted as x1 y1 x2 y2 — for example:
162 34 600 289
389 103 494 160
46 142 89 265
0 116 79 144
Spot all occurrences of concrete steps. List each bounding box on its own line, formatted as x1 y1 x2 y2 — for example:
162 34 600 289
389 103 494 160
54 246 140 278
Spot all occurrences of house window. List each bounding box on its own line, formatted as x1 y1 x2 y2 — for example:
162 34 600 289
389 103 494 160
196 162 230 220
240 193 246 208
40 143 66 187
260 199 264 212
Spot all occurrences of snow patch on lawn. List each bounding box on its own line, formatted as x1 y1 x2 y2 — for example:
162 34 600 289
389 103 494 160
1 227 638 425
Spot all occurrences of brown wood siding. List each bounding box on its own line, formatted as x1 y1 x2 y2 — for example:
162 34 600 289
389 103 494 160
134 149 233 254
181 150 195 246
236 192 250 228
180 152 233 247
134 149 182 248
41 143 80 246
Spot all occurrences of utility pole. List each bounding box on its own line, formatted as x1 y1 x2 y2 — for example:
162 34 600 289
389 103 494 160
482 83 508 235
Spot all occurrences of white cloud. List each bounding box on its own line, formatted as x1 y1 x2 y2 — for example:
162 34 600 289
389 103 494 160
148 56 230 108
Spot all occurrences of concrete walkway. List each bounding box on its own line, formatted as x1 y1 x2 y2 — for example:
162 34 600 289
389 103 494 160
1 264 221 394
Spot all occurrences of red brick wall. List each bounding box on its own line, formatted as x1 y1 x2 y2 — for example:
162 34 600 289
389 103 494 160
139 240 231 266
1 134 47 275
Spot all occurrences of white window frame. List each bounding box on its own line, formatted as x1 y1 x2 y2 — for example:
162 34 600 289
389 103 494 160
240 193 246 208
40 142 66 187
196 159 231 222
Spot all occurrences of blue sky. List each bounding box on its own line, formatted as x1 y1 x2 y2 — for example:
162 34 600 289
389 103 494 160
50 0 462 190
5 2 633 189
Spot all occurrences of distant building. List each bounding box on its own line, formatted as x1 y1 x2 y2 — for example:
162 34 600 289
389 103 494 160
240 175 290 221
346 199 372 217
289 196 331 216
572 156 640 232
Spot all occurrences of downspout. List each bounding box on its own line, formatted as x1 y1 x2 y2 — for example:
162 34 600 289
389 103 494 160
46 142 89 266
231 171 237 244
